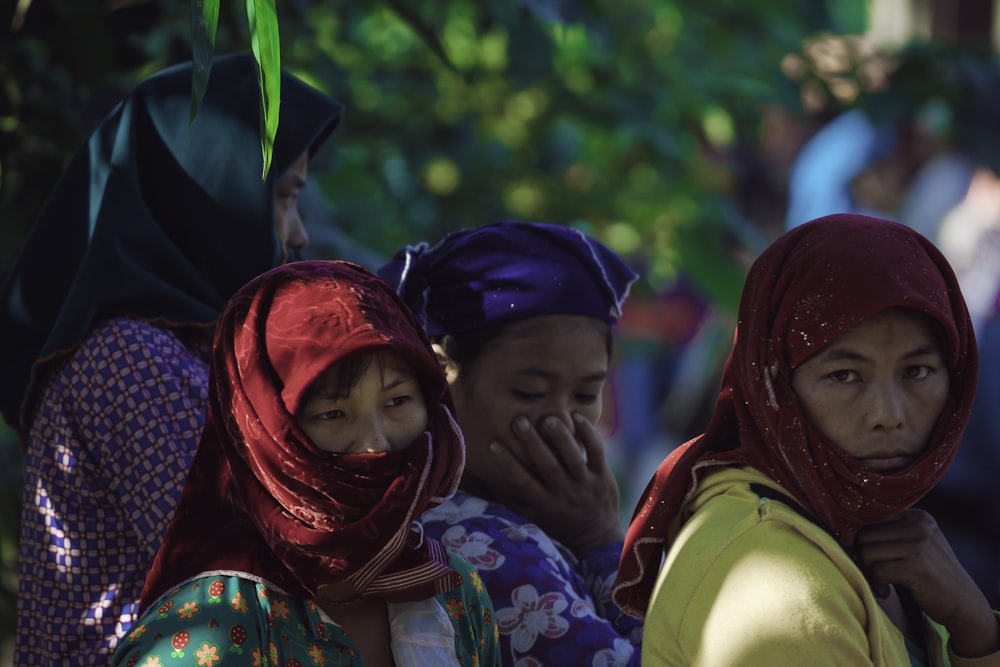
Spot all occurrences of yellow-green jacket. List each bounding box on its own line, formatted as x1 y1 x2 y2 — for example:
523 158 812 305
643 465 1000 666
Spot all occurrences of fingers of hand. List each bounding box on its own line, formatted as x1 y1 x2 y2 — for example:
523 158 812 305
856 510 974 612
501 415 623 551
510 415 588 480
539 415 589 479
571 413 608 473
855 509 937 546
510 416 563 474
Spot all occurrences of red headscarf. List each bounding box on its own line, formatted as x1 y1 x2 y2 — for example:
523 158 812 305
614 214 977 618
140 261 465 611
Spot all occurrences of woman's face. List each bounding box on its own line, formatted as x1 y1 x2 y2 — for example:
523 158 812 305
447 314 610 488
273 151 310 253
790 308 950 473
297 351 428 454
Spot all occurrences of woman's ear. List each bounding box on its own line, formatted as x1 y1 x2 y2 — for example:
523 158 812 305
431 336 461 384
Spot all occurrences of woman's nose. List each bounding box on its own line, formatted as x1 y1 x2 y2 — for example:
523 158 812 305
359 418 392 453
284 213 310 252
866 383 905 432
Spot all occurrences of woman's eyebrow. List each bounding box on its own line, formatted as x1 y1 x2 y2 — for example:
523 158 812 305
381 372 416 390
513 367 608 382
814 342 941 364
281 173 307 189
902 343 943 359
814 347 868 363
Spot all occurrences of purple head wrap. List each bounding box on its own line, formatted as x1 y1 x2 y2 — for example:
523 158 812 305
378 221 638 335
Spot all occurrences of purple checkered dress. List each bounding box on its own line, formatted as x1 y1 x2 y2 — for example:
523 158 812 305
15 317 210 666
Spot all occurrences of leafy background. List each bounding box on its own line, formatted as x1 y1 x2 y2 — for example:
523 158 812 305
2 0 998 659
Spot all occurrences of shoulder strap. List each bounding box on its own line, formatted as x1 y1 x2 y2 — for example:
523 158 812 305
749 482 822 528
749 482 851 552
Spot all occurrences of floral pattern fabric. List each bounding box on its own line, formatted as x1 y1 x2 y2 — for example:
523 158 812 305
422 490 642 667
112 553 500 667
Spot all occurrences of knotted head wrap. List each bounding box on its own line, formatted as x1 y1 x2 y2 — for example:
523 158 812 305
140 261 465 611
378 221 638 335
614 213 977 618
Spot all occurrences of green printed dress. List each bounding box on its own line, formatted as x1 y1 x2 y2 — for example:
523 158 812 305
113 553 499 667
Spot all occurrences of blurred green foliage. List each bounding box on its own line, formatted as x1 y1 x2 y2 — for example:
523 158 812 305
1 0 865 299
0 0 868 648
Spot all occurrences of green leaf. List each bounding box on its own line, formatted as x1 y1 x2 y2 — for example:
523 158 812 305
189 0 220 124
383 0 458 72
246 0 281 179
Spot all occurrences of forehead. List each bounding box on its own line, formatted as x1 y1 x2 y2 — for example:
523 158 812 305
306 351 414 396
479 315 610 374
803 308 943 362
276 151 308 184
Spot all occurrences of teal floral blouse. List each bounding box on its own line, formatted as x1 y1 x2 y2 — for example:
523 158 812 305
113 553 499 667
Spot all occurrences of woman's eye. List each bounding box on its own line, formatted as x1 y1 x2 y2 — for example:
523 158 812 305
575 394 598 404
317 409 345 420
512 389 544 401
904 365 932 380
828 369 858 383
386 395 412 408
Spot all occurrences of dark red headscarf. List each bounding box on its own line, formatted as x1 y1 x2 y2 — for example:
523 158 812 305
140 261 465 611
614 214 977 618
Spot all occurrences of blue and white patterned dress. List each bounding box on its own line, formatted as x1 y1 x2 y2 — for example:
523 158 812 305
422 490 643 667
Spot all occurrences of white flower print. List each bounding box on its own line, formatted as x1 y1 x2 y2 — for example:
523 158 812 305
440 524 506 570
496 585 570 653
514 658 543 667
423 496 490 525
571 597 598 619
500 522 562 560
592 637 634 667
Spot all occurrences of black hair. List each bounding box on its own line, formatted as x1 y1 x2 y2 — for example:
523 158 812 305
437 324 507 368
439 317 615 377
297 353 385 415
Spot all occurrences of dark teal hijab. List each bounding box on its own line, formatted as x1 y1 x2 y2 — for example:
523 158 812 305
0 54 342 435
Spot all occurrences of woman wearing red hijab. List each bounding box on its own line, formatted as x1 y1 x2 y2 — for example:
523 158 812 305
614 214 1000 665
112 261 499 667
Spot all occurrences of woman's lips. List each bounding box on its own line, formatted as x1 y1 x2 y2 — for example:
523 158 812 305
860 456 914 473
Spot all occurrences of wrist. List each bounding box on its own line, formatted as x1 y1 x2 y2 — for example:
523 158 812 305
948 609 1000 658
570 523 625 556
